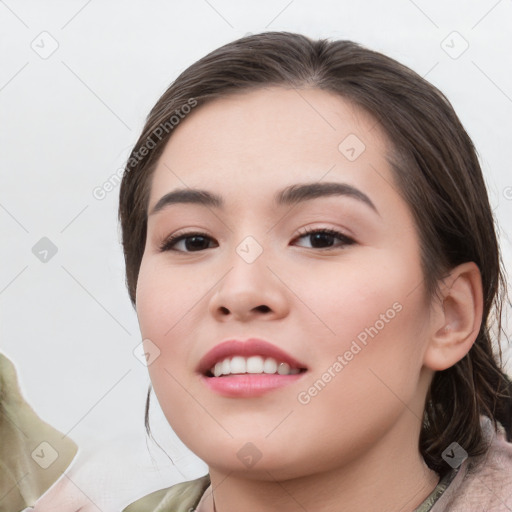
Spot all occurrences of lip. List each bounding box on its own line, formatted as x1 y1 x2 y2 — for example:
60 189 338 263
201 373 304 397
197 338 308 376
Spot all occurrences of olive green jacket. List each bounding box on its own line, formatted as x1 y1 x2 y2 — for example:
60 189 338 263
0 353 78 512
123 475 211 512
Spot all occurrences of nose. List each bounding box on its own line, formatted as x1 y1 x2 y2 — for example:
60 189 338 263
208 244 289 323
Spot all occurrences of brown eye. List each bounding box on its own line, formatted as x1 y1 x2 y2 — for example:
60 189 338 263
293 228 355 250
159 232 218 252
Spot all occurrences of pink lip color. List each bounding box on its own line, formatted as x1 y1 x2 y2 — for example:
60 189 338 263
201 373 304 397
197 338 307 398
197 338 307 375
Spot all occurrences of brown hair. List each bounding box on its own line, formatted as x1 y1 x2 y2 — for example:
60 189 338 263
118 31 512 476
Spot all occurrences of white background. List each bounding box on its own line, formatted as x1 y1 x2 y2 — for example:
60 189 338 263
1 0 511 506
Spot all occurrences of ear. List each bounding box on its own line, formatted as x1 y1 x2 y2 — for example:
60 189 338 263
423 261 483 371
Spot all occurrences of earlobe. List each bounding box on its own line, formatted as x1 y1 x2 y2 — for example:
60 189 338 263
423 262 483 372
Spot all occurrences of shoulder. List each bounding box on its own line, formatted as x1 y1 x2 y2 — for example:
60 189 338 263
431 416 512 511
122 474 210 512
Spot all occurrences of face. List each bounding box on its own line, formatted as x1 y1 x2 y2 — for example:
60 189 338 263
136 87 434 479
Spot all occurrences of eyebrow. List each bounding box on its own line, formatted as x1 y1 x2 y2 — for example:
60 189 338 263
149 181 379 216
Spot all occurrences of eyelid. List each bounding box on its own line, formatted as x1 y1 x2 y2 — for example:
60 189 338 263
158 229 215 252
294 225 354 241
159 225 356 253
292 226 356 249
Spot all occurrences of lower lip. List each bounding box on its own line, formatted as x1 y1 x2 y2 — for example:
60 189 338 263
201 373 305 397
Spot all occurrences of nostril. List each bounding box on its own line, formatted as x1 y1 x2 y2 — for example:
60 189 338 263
255 305 271 313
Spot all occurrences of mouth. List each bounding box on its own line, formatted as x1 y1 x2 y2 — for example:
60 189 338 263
206 355 306 377
198 338 308 397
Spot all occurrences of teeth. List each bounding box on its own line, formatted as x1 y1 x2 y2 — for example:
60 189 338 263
263 357 277 374
277 362 290 375
230 356 246 374
210 356 302 376
213 362 223 377
247 356 264 373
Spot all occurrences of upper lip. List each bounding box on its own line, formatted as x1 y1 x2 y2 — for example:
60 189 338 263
197 338 308 375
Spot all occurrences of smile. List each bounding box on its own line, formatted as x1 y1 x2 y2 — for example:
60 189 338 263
199 338 308 397
209 356 303 377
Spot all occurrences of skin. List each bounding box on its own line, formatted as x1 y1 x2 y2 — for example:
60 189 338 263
136 87 483 512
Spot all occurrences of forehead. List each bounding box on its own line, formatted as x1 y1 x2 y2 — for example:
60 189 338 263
148 87 394 208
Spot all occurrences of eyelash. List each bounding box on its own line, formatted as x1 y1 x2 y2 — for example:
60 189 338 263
158 227 355 253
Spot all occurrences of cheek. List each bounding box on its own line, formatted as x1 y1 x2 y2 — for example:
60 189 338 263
135 261 197 387
135 257 210 402
290 251 427 363
135 266 200 444
291 252 430 420
136 259 202 340
288 271 429 472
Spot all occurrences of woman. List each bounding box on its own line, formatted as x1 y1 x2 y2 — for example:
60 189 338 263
119 32 512 511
